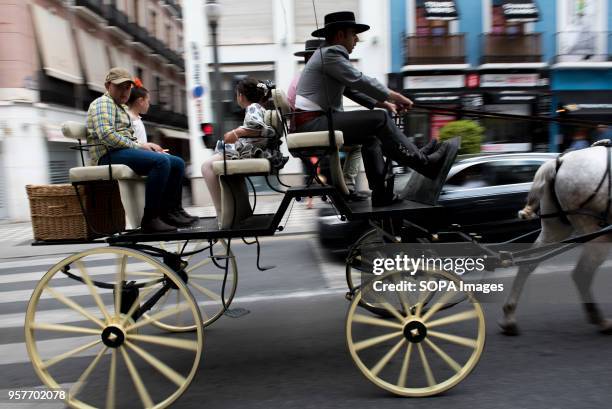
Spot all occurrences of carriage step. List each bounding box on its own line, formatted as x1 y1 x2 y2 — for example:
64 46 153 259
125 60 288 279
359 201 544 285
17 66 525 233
224 307 250 318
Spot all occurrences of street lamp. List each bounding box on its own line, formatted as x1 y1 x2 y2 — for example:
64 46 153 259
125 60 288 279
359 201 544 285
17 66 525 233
205 0 223 146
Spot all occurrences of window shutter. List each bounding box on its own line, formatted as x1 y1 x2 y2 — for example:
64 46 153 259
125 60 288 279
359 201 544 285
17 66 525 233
293 0 360 43
216 0 274 45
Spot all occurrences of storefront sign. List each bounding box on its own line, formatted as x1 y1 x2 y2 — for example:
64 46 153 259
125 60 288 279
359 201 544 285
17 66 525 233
190 42 204 124
466 74 479 88
501 0 539 22
481 73 540 88
421 1 459 20
462 94 484 109
404 75 465 90
414 95 461 102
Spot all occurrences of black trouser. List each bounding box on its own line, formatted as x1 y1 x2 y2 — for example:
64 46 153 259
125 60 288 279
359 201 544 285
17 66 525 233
297 110 420 190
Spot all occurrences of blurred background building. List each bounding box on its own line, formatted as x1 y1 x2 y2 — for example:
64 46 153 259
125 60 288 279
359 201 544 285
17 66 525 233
387 0 612 153
0 0 187 221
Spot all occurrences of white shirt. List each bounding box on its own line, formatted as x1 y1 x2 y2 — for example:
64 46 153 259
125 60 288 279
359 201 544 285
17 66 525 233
129 113 148 144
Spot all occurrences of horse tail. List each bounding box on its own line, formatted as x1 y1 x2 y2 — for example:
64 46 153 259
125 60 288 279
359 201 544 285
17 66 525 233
518 158 560 220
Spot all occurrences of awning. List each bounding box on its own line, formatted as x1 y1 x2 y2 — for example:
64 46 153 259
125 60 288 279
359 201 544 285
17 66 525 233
501 0 539 23
31 5 83 84
108 47 133 74
417 1 459 21
158 128 189 140
76 29 111 93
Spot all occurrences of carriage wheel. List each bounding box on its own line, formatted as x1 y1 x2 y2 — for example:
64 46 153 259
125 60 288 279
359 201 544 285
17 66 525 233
346 228 402 316
346 269 485 397
147 239 237 331
25 247 204 409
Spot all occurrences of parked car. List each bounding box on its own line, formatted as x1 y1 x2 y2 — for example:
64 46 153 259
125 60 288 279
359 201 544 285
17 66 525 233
318 153 558 251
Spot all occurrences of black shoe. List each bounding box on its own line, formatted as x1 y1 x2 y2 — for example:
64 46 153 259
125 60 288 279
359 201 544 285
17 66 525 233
161 210 195 227
418 141 451 179
176 207 199 222
345 190 370 202
141 217 177 233
420 138 439 155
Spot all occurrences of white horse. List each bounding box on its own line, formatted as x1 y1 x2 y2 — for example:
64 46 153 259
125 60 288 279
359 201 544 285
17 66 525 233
499 145 612 335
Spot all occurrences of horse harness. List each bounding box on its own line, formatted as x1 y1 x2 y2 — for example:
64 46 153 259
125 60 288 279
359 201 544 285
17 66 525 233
540 146 612 227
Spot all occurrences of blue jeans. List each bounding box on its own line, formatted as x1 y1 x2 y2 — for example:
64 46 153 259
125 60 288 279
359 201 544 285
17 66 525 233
99 148 185 216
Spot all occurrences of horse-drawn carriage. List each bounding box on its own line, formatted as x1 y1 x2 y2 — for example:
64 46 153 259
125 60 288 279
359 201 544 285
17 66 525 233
23 90 612 408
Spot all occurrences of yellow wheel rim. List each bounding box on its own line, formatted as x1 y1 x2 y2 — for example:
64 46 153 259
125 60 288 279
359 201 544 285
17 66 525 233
346 269 485 397
24 247 204 409
146 239 237 332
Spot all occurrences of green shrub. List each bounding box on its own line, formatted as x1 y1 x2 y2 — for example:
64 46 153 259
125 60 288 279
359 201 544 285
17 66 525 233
439 120 484 154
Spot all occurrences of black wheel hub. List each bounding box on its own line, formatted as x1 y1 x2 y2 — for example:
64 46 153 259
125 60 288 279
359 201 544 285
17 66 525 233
101 325 126 348
403 321 427 343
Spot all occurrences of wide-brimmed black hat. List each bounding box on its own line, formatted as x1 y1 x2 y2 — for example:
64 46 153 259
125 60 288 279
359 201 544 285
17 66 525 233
294 39 325 57
311 11 370 38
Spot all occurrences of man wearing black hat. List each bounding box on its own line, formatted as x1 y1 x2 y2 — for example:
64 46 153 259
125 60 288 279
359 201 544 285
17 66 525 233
295 11 449 206
290 39 367 202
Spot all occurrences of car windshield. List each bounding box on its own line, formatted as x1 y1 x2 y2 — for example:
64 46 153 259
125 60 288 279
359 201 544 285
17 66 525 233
445 159 544 190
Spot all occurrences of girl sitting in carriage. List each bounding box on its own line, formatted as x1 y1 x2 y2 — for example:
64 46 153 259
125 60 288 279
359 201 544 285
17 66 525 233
201 77 287 218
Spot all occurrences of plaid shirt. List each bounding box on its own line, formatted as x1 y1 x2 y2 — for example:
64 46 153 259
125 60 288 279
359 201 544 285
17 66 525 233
86 93 139 165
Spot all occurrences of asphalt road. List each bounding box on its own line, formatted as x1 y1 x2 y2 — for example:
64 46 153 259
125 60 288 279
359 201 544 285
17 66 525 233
0 234 611 409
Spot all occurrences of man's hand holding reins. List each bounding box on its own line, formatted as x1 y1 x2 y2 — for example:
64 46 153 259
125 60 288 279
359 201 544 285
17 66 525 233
388 91 413 112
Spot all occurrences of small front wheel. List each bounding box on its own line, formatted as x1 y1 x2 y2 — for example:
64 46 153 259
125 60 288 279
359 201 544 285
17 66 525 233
346 268 485 397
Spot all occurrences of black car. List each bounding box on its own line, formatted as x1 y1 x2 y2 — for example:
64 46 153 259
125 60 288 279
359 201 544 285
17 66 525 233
318 153 558 251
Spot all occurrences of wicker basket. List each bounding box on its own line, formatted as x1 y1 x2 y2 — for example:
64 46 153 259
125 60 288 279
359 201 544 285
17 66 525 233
27 183 125 241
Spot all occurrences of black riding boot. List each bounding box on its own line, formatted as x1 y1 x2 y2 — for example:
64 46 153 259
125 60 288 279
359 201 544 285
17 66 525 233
396 141 450 180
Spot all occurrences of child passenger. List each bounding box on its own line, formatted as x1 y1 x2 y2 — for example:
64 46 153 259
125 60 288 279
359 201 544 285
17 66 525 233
201 77 286 217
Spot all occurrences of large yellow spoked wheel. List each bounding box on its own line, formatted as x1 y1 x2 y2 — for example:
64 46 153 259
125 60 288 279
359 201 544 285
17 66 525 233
25 247 204 409
146 239 238 331
346 269 485 397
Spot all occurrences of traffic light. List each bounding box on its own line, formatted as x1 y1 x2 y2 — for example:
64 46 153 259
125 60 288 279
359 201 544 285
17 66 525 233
201 122 217 149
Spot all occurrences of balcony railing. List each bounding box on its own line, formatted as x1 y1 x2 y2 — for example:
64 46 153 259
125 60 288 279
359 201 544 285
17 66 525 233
74 0 105 17
556 31 611 62
103 4 130 33
146 105 188 129
481 33 542 63
163 0 183 19
38 71 76 108
75 2 185 70
403 34 466 65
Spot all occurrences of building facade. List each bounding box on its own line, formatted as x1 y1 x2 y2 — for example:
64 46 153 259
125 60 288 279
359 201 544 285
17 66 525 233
183 0 391 205
389 0 612 153
0 0 188 221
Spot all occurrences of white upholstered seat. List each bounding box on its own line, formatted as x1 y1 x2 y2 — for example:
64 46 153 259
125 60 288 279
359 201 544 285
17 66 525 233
62 121 147 229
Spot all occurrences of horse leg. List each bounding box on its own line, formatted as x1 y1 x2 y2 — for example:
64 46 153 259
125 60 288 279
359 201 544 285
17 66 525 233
499 222 573 335
499 263 538 335
570 238 612 334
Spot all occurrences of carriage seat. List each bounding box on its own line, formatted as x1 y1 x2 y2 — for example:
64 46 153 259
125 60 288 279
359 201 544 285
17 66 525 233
211 158 270 176
270 89 349 196
286 131 344 150
61 121 146 229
